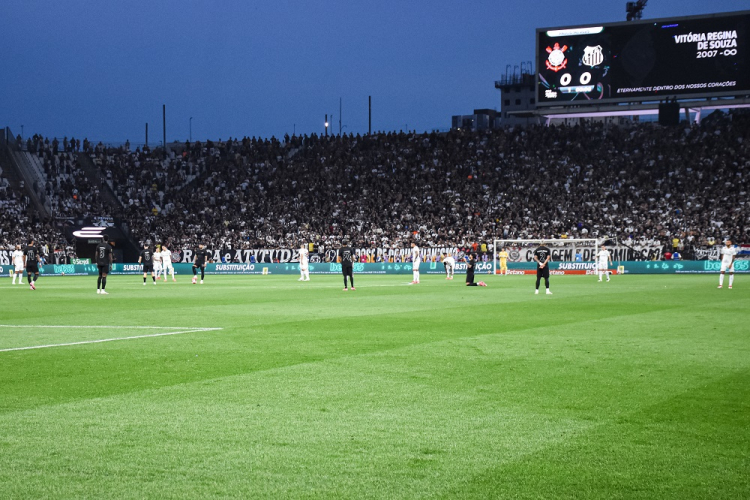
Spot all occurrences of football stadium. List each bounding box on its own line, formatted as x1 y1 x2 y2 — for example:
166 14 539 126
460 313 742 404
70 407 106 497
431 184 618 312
1 2 749 499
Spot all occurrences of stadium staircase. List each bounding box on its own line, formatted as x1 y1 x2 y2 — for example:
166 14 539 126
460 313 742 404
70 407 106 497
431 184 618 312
0 127 51 216
76 152 124 211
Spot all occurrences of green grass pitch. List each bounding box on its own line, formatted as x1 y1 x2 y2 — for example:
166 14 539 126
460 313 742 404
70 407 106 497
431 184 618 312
1 273 748 499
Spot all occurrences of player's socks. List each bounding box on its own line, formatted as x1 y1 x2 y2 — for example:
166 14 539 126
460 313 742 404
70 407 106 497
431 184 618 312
97 276 102 289
535 289 539 294
152 276 156 283
546 289 552 295
719 274 725 286
102 277 107 289
143 277 147 284
729 275 734 287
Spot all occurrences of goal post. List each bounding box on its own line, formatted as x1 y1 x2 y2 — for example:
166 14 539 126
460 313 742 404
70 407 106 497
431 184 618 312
492 238 600 275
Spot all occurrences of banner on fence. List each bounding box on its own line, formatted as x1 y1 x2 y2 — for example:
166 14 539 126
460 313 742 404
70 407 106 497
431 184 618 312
2 260 747 277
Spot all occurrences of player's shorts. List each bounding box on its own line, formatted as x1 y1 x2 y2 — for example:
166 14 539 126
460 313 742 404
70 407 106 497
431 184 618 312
26 263 39 274
143 264 153 273
154 262 163 272
342 265 353 276
537 267 550 279
193 262 205 269
14 263 24 272
500 260 507 269
720 261 735 272
299 263 309 271
97 264 110 274
444 263 453 273
598 261 609 269
163 262 173 270
412 262 421 271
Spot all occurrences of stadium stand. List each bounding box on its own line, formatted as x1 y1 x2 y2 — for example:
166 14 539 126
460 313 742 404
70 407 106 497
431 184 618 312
4 110 748 260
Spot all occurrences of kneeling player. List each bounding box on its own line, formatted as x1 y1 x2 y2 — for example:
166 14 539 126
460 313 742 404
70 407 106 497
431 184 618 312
96 235 113 294
193 244 209 284
465 254 487 287
442 253 455 280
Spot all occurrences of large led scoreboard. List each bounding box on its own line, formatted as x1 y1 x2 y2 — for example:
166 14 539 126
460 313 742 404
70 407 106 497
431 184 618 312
536 10 750 105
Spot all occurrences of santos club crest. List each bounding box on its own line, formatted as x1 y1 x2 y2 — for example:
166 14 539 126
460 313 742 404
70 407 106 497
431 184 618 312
545 43 568 72
582 45 604 67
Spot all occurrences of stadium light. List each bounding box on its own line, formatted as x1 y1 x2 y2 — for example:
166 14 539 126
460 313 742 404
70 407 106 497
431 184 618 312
626 0 647 21
325 114 329 137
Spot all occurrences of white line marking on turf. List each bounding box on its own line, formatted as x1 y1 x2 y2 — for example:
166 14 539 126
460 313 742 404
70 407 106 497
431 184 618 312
0 327 223 353
0 325 201 329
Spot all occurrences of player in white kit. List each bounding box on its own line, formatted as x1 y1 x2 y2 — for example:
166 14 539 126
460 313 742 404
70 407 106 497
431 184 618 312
161 244 176 281
11 244 24 284
718 239 737 289
442 254 455 280
410 242 421 284
596 244 613 282
153 245 163 281
298 245 310 281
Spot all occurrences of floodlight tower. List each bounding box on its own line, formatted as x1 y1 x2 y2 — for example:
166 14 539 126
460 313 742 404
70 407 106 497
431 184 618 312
626 0 648 21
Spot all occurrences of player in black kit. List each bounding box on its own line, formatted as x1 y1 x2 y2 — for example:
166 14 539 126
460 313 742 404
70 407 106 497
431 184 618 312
465 253 487 287
23 239 42 291
338 241 355 291
534 242 552 295
95 234 114 294
139 243 156 285
193 244 209 284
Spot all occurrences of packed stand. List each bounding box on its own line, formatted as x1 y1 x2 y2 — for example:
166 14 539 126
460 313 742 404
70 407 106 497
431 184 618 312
25 111 750 257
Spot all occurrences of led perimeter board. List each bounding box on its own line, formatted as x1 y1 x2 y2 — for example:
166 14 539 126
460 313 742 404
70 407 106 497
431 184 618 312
536 10 750 106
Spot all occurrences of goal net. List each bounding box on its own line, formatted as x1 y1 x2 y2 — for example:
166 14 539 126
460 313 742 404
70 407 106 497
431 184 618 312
492 238 599 275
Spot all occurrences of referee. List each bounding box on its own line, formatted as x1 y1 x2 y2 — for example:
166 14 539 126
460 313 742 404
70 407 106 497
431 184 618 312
534 242 552 295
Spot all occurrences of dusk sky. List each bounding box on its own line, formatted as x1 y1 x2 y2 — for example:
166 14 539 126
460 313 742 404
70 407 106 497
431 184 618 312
1 1 743 143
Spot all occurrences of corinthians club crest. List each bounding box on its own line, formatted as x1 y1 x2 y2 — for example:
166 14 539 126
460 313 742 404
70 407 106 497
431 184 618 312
545 43 568 72
582 45 604 67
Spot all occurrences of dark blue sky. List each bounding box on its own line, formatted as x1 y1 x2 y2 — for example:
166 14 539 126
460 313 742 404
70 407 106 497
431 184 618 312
1 1 742 143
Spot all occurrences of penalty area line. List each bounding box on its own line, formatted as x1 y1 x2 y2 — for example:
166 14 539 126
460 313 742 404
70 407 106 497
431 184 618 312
0 327 223 353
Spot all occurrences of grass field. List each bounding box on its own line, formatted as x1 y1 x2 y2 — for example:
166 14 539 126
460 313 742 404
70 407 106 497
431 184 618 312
1 273 748 499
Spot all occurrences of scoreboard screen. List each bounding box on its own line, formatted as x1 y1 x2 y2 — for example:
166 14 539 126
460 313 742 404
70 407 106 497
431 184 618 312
536 11 750 106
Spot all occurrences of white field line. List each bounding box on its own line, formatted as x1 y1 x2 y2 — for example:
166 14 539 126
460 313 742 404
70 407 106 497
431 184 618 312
0 327 222 353
0 325 202 329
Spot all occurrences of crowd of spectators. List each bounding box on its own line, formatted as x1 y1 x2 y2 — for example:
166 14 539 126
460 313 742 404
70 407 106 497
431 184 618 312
25 135 111 220
8 110 749 259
